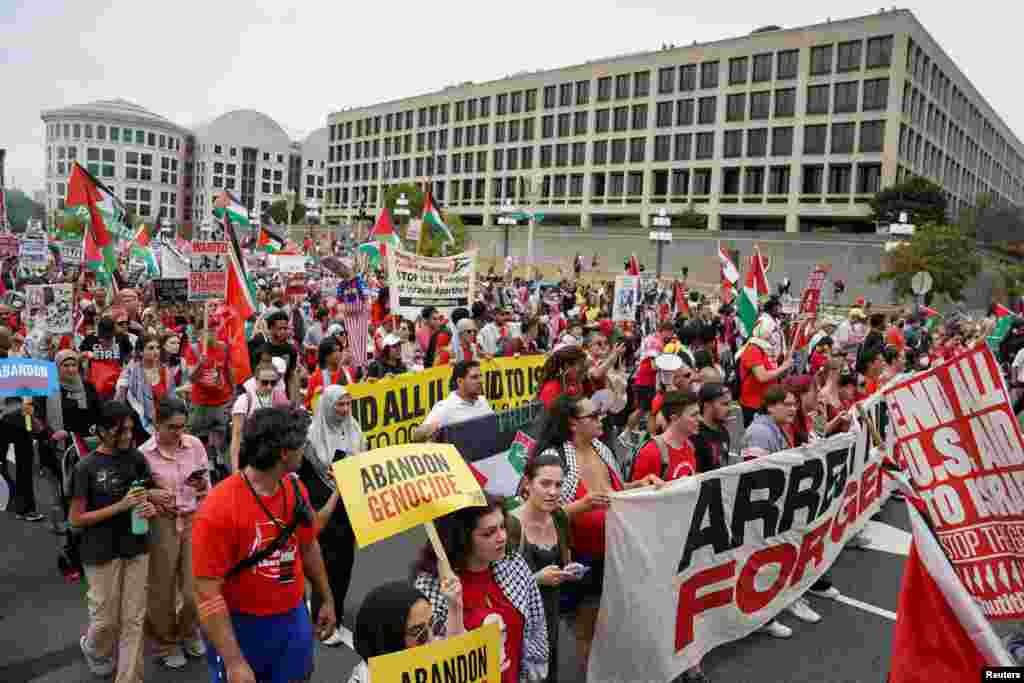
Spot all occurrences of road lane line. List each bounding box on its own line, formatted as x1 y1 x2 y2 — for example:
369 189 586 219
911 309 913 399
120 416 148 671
835 594 897 621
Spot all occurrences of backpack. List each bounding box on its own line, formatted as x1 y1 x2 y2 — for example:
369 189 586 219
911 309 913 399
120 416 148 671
626 434 671 481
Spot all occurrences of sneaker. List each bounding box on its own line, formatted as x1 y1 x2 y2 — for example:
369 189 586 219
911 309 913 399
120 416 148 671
17 512 45 522
183 638 206 658
159 653 188 669
809 578 841 599
845 530 872 550
682 666 709 682
758 620 792 638
322 625 354 648
80 635 115 676
786 597 822 623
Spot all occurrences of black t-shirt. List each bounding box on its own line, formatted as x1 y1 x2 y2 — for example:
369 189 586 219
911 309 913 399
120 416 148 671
366 359 408 379
691 420 731 473
79 335 132 365
72 449 152 565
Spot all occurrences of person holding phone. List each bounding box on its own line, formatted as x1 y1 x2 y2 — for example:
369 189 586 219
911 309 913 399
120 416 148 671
299 385 366 648
138 397 211 669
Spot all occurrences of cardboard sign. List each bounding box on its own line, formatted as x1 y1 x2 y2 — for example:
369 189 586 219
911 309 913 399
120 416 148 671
19 236 49 267
368 623 500 683
885 342 1024 620
406 218 422 243
189 240 228 301
800 267 828 316
387 248 478 321
612 275 639 322
0 359 59 397
59 240 84 265
153 278 189 305
333 443 487 547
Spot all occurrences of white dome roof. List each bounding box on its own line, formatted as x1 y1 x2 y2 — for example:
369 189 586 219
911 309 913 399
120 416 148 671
301 127 329 160
40 98 189 134
194 109 293 151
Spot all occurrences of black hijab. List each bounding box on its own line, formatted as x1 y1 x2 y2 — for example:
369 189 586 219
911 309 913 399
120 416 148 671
354 582 428 661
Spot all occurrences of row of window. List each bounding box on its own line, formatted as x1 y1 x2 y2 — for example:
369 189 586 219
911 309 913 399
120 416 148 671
328 121 885 185
204 145 288 166
47 122 183 152
330 36 895 143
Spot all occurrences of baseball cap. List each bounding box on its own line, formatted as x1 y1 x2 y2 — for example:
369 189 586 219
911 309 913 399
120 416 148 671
699 382 730 403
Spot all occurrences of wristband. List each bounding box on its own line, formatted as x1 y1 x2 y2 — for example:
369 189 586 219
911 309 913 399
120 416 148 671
197 594 228 620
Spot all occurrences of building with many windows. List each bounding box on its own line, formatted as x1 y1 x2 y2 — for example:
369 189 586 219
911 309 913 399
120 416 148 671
323 9 1023 233
41 103 327 230
299 128 328 205
41 99 193 225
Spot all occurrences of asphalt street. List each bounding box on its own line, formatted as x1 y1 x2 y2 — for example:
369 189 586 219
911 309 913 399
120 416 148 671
0 466 911 683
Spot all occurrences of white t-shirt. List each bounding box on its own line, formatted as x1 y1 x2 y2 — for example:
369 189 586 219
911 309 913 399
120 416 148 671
424 392 494 430
232 391 274 417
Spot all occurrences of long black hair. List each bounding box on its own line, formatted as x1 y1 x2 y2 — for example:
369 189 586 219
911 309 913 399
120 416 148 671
354 582 428 661
412 494 504 576
528 395 583 463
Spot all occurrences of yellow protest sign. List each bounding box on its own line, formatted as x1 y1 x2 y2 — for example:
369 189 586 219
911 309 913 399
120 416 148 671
346 355 546 450
369 623 501 683
333 443 487 547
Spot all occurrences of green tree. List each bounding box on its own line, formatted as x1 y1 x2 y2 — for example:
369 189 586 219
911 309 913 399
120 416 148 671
267 197 308 225
869 176 947 225
4 189 44 231
871 222 981 302
383 183 425 231
996 260 1024 298
419 212 467 257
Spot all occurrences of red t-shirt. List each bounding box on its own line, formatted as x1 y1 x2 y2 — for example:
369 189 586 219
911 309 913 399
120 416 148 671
192 474 316 616
634 357 656 388
191 343 234 406
651 392 665 416
571 468 624 557
740 345 777 410
630 437 697 482
459 568 524 683
539 378 582 408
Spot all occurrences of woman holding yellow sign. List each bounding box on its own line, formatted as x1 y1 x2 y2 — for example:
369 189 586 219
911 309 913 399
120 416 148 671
413 496 549 683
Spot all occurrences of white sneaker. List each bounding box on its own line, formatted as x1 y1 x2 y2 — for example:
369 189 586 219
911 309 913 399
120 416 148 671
809 584 842 599
160 652 188 669
183 638 206 658
786 597 822 623
80 636 115 676
322 624 354 648
758 619 792 638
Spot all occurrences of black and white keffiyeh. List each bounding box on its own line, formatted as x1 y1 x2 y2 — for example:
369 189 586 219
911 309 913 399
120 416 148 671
415 553 549 682
542 438 624 506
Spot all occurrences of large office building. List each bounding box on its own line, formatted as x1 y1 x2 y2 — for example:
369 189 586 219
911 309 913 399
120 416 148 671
322 9 1024 232
40 99 194 224
40 103 326 229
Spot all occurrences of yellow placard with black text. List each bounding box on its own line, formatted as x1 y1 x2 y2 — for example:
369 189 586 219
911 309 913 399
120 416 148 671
344 355 546 451
333 443 487 547
368 623 501 683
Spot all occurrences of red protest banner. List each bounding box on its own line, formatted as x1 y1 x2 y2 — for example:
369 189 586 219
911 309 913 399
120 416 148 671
885 342 1024 620
189 240 228 302
799 265 829 316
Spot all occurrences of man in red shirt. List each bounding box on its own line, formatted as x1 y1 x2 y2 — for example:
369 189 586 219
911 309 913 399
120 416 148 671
189 319 235 477
192 406 335 683
630 391 700 482
739 319 793 428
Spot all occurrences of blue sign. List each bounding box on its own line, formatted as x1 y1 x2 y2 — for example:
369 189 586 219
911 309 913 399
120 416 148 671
0 359 59 397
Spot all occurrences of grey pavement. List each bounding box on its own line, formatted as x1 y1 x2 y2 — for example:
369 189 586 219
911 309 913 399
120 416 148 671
0 464 910 683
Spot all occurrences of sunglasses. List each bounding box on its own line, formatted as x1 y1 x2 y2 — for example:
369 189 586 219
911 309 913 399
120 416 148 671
576 410 604 420
407 622 430 646
258 379 276 387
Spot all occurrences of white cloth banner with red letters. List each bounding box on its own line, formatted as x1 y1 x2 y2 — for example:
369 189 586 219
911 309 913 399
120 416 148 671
590 394 888 681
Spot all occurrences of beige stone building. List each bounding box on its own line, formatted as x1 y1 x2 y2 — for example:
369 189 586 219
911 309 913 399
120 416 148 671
323 9 1023 237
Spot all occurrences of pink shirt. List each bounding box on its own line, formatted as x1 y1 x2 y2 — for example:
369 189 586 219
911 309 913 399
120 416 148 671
139 434 211 533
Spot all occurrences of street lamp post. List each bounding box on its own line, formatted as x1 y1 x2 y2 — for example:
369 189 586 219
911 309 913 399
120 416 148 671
650 208 673 280
523 172 543 280
497 198 518 259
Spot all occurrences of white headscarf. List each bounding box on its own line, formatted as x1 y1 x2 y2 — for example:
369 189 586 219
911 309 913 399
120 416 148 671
307 384 365 467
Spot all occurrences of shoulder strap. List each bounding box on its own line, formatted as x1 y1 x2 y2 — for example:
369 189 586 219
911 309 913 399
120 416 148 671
226 476 304 579
653 435 671 479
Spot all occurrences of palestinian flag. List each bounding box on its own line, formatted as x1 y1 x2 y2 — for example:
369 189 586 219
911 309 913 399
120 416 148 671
130 223 159 276
221 211 257 321
212 190 250 227
66 162 129 274
369 207 401 256
719 242 738 304
257 226 286 253
422 191 453 244
626 253 641 276
357 242 383 268
746 244 770 298
736 285 758 338
889 494 1013 681
993 303 1012 318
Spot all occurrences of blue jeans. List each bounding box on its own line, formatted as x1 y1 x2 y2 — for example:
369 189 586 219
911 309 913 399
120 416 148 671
204 604 314 683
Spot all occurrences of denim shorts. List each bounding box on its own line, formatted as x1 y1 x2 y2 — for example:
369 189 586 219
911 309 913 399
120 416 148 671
204 604 314 683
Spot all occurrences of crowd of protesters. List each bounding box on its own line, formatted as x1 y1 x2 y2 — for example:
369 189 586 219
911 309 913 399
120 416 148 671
2 248 1020 683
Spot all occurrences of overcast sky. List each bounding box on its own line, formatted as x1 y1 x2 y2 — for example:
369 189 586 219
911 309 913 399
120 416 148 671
2 0 1022 194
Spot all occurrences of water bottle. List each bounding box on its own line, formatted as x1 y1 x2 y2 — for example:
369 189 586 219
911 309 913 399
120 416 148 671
129 481 148 535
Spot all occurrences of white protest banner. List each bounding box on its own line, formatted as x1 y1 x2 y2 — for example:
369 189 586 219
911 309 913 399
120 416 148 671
59 240 84 266
189 240 228 302
276 254 305 274
23 284 75 335
885 342 1024 620
161 241 190 278
19 235 49 267
387 247 477 320
612 275 639 322
590 404 887 680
